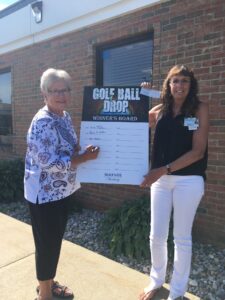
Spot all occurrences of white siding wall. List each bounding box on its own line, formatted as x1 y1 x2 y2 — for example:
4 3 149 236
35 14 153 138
0 0 160 55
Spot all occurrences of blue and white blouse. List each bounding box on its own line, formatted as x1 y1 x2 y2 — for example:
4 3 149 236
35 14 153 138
24 106 80 204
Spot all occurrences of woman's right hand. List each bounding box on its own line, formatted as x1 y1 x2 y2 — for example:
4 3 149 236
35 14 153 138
140 82 152 89
140 166 166 187
83 145 100 161
71 145 100 167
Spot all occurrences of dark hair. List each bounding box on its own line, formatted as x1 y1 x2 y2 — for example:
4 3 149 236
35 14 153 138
161 65 200 116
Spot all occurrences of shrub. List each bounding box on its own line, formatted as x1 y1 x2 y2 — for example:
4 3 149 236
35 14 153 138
100 194 174 260
0 159 24 203
100 195 150 259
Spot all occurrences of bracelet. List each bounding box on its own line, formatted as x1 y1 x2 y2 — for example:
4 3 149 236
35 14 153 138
166 164 172 175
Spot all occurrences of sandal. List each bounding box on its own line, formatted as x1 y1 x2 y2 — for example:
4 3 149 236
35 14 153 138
139 287 160 300
36 281 74 299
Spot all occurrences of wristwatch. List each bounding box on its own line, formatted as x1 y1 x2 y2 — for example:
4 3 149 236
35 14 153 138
166 164 172 175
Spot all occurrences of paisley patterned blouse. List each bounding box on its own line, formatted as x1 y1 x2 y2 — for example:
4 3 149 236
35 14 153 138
24 106 80 204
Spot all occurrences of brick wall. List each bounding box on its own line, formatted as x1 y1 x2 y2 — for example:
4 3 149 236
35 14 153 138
0 0 224 245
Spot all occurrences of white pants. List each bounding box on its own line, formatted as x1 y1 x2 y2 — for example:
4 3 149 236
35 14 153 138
149 175 204 298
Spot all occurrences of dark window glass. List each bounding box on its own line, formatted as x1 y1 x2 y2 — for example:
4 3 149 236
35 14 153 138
0 70 12 140
97 34 153 86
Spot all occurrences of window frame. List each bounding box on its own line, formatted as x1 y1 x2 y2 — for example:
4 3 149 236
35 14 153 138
96 32 154 86
0 67 13 147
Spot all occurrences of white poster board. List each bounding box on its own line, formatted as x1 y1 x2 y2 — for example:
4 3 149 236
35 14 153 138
76 86 150 185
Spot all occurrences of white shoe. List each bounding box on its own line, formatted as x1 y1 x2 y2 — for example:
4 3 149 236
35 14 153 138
167 297 183 300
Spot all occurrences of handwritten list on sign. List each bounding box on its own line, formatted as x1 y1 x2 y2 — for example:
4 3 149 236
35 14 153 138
76 86 150 185
77 122 149 184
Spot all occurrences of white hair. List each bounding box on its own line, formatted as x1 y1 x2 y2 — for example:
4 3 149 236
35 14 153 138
40 68 72 93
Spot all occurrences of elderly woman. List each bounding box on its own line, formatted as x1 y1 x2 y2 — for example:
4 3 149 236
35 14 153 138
24 68 99 300
139 65 208 300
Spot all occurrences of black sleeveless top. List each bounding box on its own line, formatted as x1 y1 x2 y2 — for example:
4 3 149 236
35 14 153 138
151 112 208 180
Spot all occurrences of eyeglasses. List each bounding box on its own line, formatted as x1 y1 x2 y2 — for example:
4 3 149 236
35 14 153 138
170 79 190 85
47 88 71 96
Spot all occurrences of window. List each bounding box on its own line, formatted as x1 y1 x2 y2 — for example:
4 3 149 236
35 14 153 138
0 69 12 145
96 33 153 86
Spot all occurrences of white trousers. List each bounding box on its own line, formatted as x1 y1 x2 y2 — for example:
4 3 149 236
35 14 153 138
149 175 204 298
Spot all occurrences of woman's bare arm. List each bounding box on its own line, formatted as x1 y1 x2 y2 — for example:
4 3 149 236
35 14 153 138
141 102 209 187
149 104 162 128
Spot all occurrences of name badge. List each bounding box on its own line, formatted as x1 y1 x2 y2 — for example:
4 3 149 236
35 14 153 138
184 117 199 130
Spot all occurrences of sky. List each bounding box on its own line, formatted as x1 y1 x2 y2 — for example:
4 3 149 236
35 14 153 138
0 0 19 11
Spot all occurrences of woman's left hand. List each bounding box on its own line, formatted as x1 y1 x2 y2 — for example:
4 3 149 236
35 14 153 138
140 167 166 188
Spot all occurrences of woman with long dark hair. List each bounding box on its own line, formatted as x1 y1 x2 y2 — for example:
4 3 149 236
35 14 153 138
139 65 209 300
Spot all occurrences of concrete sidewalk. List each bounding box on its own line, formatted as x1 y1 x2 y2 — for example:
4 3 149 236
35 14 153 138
0 212 200 300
